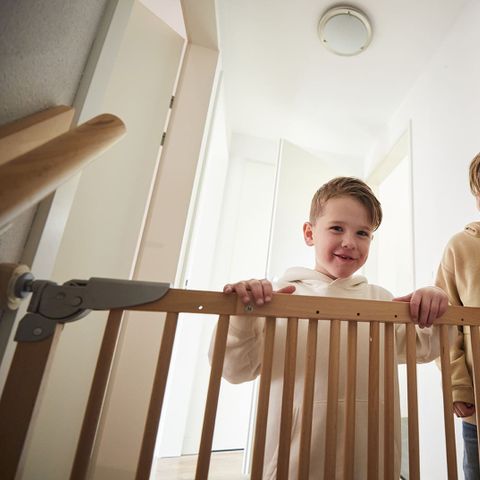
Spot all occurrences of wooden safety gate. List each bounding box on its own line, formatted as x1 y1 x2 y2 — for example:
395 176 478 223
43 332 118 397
1 288 480 479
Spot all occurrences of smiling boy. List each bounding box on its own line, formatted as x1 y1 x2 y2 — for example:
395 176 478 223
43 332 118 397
213 176 448 479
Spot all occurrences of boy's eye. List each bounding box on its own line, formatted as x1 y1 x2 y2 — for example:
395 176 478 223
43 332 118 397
330 226 343 232
357 230 370 238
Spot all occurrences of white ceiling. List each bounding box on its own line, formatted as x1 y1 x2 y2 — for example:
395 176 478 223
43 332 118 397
217 0 469 166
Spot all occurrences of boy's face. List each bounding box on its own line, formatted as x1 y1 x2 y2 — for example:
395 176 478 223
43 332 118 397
303 196 373 279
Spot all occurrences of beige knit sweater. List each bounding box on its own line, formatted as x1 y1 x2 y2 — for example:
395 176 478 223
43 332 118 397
436 221 480 425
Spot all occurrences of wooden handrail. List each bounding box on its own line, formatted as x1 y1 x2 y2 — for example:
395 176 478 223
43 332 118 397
0 106 74 167
0 112 126 227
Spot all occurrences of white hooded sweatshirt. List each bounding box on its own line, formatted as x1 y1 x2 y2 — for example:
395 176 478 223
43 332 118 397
212 267 443 479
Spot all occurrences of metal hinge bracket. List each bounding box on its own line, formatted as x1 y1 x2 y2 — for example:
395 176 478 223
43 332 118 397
14 277 170 342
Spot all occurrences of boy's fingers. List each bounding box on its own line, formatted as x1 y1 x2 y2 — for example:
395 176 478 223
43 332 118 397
248 279 265 305
235 282 251 304
426 298 439 327
224 279 275 305
418 296 432 328
224 280 291 306
395 287 448 327
250 279 274 305
408 292 421 325
261 279 273 302
393 292 422 324
276 285 296 295
439 296 449 317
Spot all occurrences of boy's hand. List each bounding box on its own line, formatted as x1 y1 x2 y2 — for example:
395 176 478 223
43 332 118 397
223 279 296 306
453 401 475 418
393 286 448 328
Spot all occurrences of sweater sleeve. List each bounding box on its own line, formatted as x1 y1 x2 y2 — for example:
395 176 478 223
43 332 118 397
208 315 265 384
391 283 453 364
395 323 450 364
434 249 474 404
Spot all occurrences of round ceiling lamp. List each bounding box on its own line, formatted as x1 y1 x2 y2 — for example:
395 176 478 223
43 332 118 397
318 6 372 56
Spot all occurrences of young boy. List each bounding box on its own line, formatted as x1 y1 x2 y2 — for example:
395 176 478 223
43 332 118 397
213 176 449 479
435 153 480 480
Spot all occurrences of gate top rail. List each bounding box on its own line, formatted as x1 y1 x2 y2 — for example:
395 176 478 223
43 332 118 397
130 288 478 326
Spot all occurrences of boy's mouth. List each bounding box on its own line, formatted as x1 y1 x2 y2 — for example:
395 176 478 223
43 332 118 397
334 253 356 261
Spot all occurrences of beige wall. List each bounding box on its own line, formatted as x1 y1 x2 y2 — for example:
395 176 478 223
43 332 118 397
18 4 185 479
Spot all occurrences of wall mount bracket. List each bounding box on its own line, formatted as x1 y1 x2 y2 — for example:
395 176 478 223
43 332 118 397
13 277 170 342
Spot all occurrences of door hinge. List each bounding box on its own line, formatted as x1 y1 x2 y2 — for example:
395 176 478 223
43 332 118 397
161 132 166 146
169 95 175 109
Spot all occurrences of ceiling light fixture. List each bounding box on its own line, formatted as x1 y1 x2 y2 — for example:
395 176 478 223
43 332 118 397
318 6 372 56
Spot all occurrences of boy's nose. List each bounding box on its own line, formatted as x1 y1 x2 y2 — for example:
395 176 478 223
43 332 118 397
341 237 356 249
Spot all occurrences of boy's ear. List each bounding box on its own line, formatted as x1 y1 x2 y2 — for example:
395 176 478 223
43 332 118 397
303 222 314 246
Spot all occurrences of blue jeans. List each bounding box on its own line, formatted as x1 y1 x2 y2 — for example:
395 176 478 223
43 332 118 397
463 421 480 480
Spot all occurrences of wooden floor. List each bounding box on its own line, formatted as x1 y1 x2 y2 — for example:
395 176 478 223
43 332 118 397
154 450 247 479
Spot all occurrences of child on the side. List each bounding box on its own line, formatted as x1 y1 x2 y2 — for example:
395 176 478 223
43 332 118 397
211 176 448 479
435 153 480 480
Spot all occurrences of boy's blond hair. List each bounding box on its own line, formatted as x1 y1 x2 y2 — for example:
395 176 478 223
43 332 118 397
310 176 382 230
469 153 480 196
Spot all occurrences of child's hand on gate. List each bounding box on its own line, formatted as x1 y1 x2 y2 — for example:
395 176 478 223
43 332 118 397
223 279 296 306
393 286 448 328
453 401 475 418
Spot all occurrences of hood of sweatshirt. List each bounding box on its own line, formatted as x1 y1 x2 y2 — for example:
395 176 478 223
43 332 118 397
277 266 368 291
465 221 480 238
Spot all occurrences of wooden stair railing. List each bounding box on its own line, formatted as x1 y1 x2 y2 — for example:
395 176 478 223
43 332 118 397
1 287 479 479
0 106 126 228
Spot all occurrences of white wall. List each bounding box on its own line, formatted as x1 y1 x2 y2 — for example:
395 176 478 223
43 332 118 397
366 1 480 476
18 5 185 479
368 0 480 281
